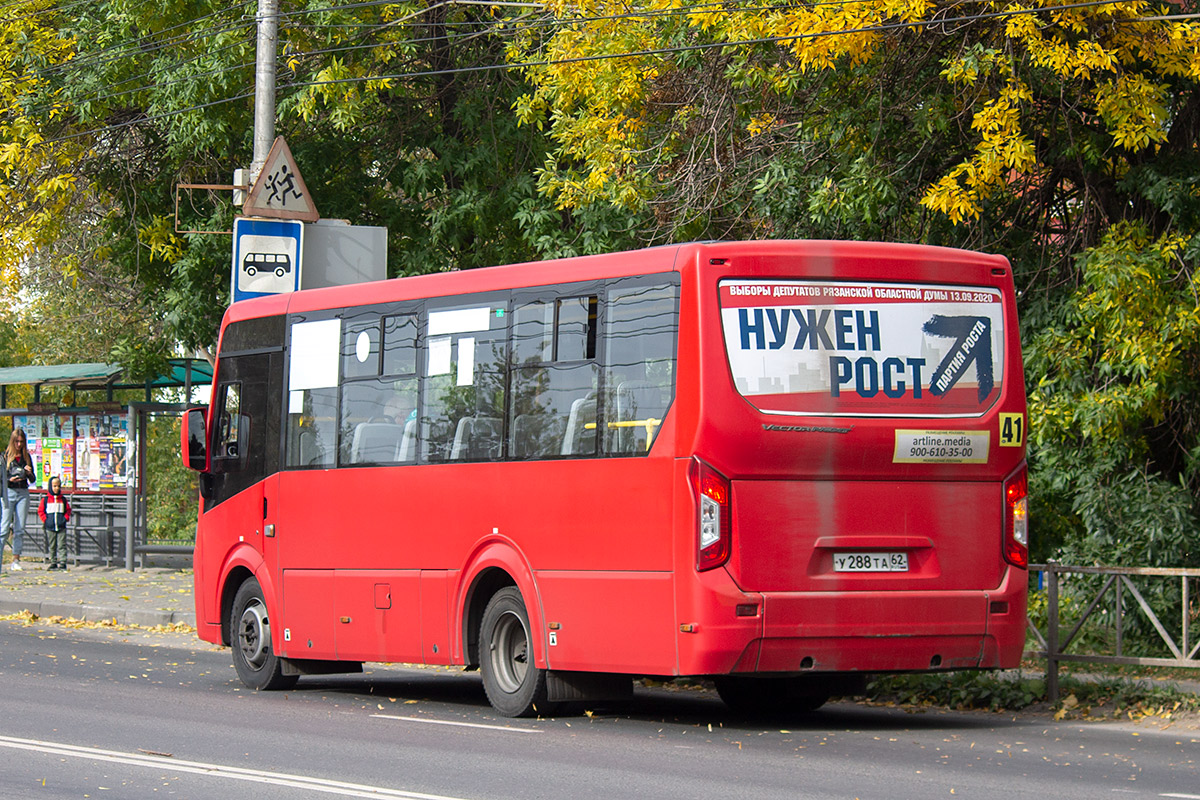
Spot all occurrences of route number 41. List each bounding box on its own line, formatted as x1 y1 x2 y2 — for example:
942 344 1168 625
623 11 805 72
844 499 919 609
999 413 1025 447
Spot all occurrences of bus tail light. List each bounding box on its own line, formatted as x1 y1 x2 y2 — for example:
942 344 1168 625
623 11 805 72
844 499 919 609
691 458 731 571
1003 466 1029 569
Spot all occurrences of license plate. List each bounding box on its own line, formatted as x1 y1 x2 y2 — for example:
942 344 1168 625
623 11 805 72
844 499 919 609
833 552 909 572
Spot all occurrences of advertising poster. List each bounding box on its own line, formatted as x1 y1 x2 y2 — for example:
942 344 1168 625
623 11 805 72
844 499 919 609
9 411 126 493
720 280 1006 417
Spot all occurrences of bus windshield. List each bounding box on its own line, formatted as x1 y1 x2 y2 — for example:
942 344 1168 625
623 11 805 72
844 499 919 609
719 279 1006 417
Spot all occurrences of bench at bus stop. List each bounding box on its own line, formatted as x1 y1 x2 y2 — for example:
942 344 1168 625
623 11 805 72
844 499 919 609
23 493 192 568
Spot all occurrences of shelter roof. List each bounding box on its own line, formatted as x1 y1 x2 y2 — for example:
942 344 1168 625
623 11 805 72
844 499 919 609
0 358 212 392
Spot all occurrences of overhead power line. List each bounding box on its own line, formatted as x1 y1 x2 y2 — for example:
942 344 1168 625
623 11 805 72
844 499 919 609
280 0 1160 92
21 0 1145 94
33 0 254 79
43 90 255 145
26 0 549 117
2 0 156 24
34 0 1186 145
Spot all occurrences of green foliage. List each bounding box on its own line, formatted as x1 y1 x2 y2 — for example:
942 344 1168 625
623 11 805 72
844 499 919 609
867 671 1046 712
866 669 1200 715
144 415 198 542
1058 674 1200 717
0 317 23 370
1026 224 1200 572
17 0 570 362
0 0 83 282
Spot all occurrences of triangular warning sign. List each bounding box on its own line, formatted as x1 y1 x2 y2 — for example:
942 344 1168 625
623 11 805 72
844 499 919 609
243 136 320 222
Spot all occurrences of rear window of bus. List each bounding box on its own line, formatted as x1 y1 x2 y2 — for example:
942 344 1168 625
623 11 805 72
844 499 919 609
719 279 1005 417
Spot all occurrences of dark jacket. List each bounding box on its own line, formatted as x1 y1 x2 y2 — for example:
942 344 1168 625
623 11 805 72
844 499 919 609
38 491 71 531
5 453 33 489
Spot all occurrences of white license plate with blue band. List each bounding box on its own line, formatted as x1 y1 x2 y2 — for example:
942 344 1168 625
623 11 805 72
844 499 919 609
833 552 909 572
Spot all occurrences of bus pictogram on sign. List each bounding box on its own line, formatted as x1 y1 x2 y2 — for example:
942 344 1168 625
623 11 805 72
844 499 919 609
242 252 292 278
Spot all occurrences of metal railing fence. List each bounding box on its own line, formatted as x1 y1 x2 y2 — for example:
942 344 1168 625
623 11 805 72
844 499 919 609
2 492 192 570
1027 563 1200 702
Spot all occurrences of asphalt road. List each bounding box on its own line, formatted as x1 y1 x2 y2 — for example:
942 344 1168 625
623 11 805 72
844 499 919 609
0 618 1197 800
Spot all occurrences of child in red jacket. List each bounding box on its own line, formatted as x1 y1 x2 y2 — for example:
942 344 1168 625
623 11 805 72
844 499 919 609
38 476 71 571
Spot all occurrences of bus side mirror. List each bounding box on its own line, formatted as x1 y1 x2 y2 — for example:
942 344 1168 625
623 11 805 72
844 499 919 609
182 407 210 472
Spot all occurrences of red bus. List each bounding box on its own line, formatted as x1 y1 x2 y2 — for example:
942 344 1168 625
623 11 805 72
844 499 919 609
182 240 1028 717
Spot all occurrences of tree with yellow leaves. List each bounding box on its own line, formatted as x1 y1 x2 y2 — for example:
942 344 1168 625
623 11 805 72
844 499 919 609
0 0 81 289
0 1 179 377
512 1 1198 239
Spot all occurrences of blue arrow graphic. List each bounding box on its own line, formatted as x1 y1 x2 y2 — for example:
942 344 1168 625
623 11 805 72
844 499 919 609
923 315 994 402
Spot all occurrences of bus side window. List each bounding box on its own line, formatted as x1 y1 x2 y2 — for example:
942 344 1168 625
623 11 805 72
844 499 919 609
603 281 679 454
214 383 243 461
382 314 418 376
206 320 283 508
286 317 342 469
420 301 508 463
420 373 459 462
286 387 338 468
508 296 599 459
341 378 417 465
343 317 382 380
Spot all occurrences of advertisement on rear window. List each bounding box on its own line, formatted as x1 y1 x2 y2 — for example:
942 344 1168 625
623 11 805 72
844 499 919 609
720 280 1005 416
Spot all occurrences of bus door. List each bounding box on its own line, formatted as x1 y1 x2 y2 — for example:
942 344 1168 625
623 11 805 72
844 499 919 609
204 351 284 623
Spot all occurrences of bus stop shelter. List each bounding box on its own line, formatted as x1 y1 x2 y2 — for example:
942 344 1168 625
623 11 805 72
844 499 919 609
0 359 212 569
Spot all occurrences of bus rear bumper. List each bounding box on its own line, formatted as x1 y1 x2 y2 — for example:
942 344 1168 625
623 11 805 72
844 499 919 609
692 576 1026 675
751 632 1000 673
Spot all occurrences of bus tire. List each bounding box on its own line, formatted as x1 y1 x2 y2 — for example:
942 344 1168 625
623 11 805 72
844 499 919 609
479 587 551 717
230 578 298 691
714 676 829 716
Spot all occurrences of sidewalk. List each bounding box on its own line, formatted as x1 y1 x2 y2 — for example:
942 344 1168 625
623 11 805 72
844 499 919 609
0 555 195 628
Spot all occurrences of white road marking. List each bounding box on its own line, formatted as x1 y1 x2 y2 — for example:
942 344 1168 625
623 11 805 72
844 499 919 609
370 714 542 733
1162 794 1200 799
0 734 471 799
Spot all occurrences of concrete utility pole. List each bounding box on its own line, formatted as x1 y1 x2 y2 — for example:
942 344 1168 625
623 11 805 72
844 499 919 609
250 0 279 186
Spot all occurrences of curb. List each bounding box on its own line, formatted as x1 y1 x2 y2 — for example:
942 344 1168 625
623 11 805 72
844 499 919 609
0 598 195 628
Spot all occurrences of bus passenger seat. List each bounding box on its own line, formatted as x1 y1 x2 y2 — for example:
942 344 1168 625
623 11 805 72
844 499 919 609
512 413 566 458
451 416 503 460
397 419 417 462
561 396 597 455
296 430 314 465
350 422 406 464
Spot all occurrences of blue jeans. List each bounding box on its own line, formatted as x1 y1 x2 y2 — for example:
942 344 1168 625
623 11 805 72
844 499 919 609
2 486 29 558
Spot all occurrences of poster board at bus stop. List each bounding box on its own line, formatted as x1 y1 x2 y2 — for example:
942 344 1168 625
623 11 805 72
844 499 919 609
14 412 129 491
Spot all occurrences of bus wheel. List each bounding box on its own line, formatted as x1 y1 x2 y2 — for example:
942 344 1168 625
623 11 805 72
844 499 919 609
230 578 298 691
479 587 550 717
714 676 829 716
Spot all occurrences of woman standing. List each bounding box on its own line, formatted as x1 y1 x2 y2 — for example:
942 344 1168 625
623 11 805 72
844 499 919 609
2 429 35 571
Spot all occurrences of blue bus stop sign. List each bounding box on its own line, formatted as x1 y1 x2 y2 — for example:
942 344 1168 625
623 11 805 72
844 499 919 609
232 217 304 303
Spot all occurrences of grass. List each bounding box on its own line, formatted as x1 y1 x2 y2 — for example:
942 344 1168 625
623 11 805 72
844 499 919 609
865 668 1200 719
